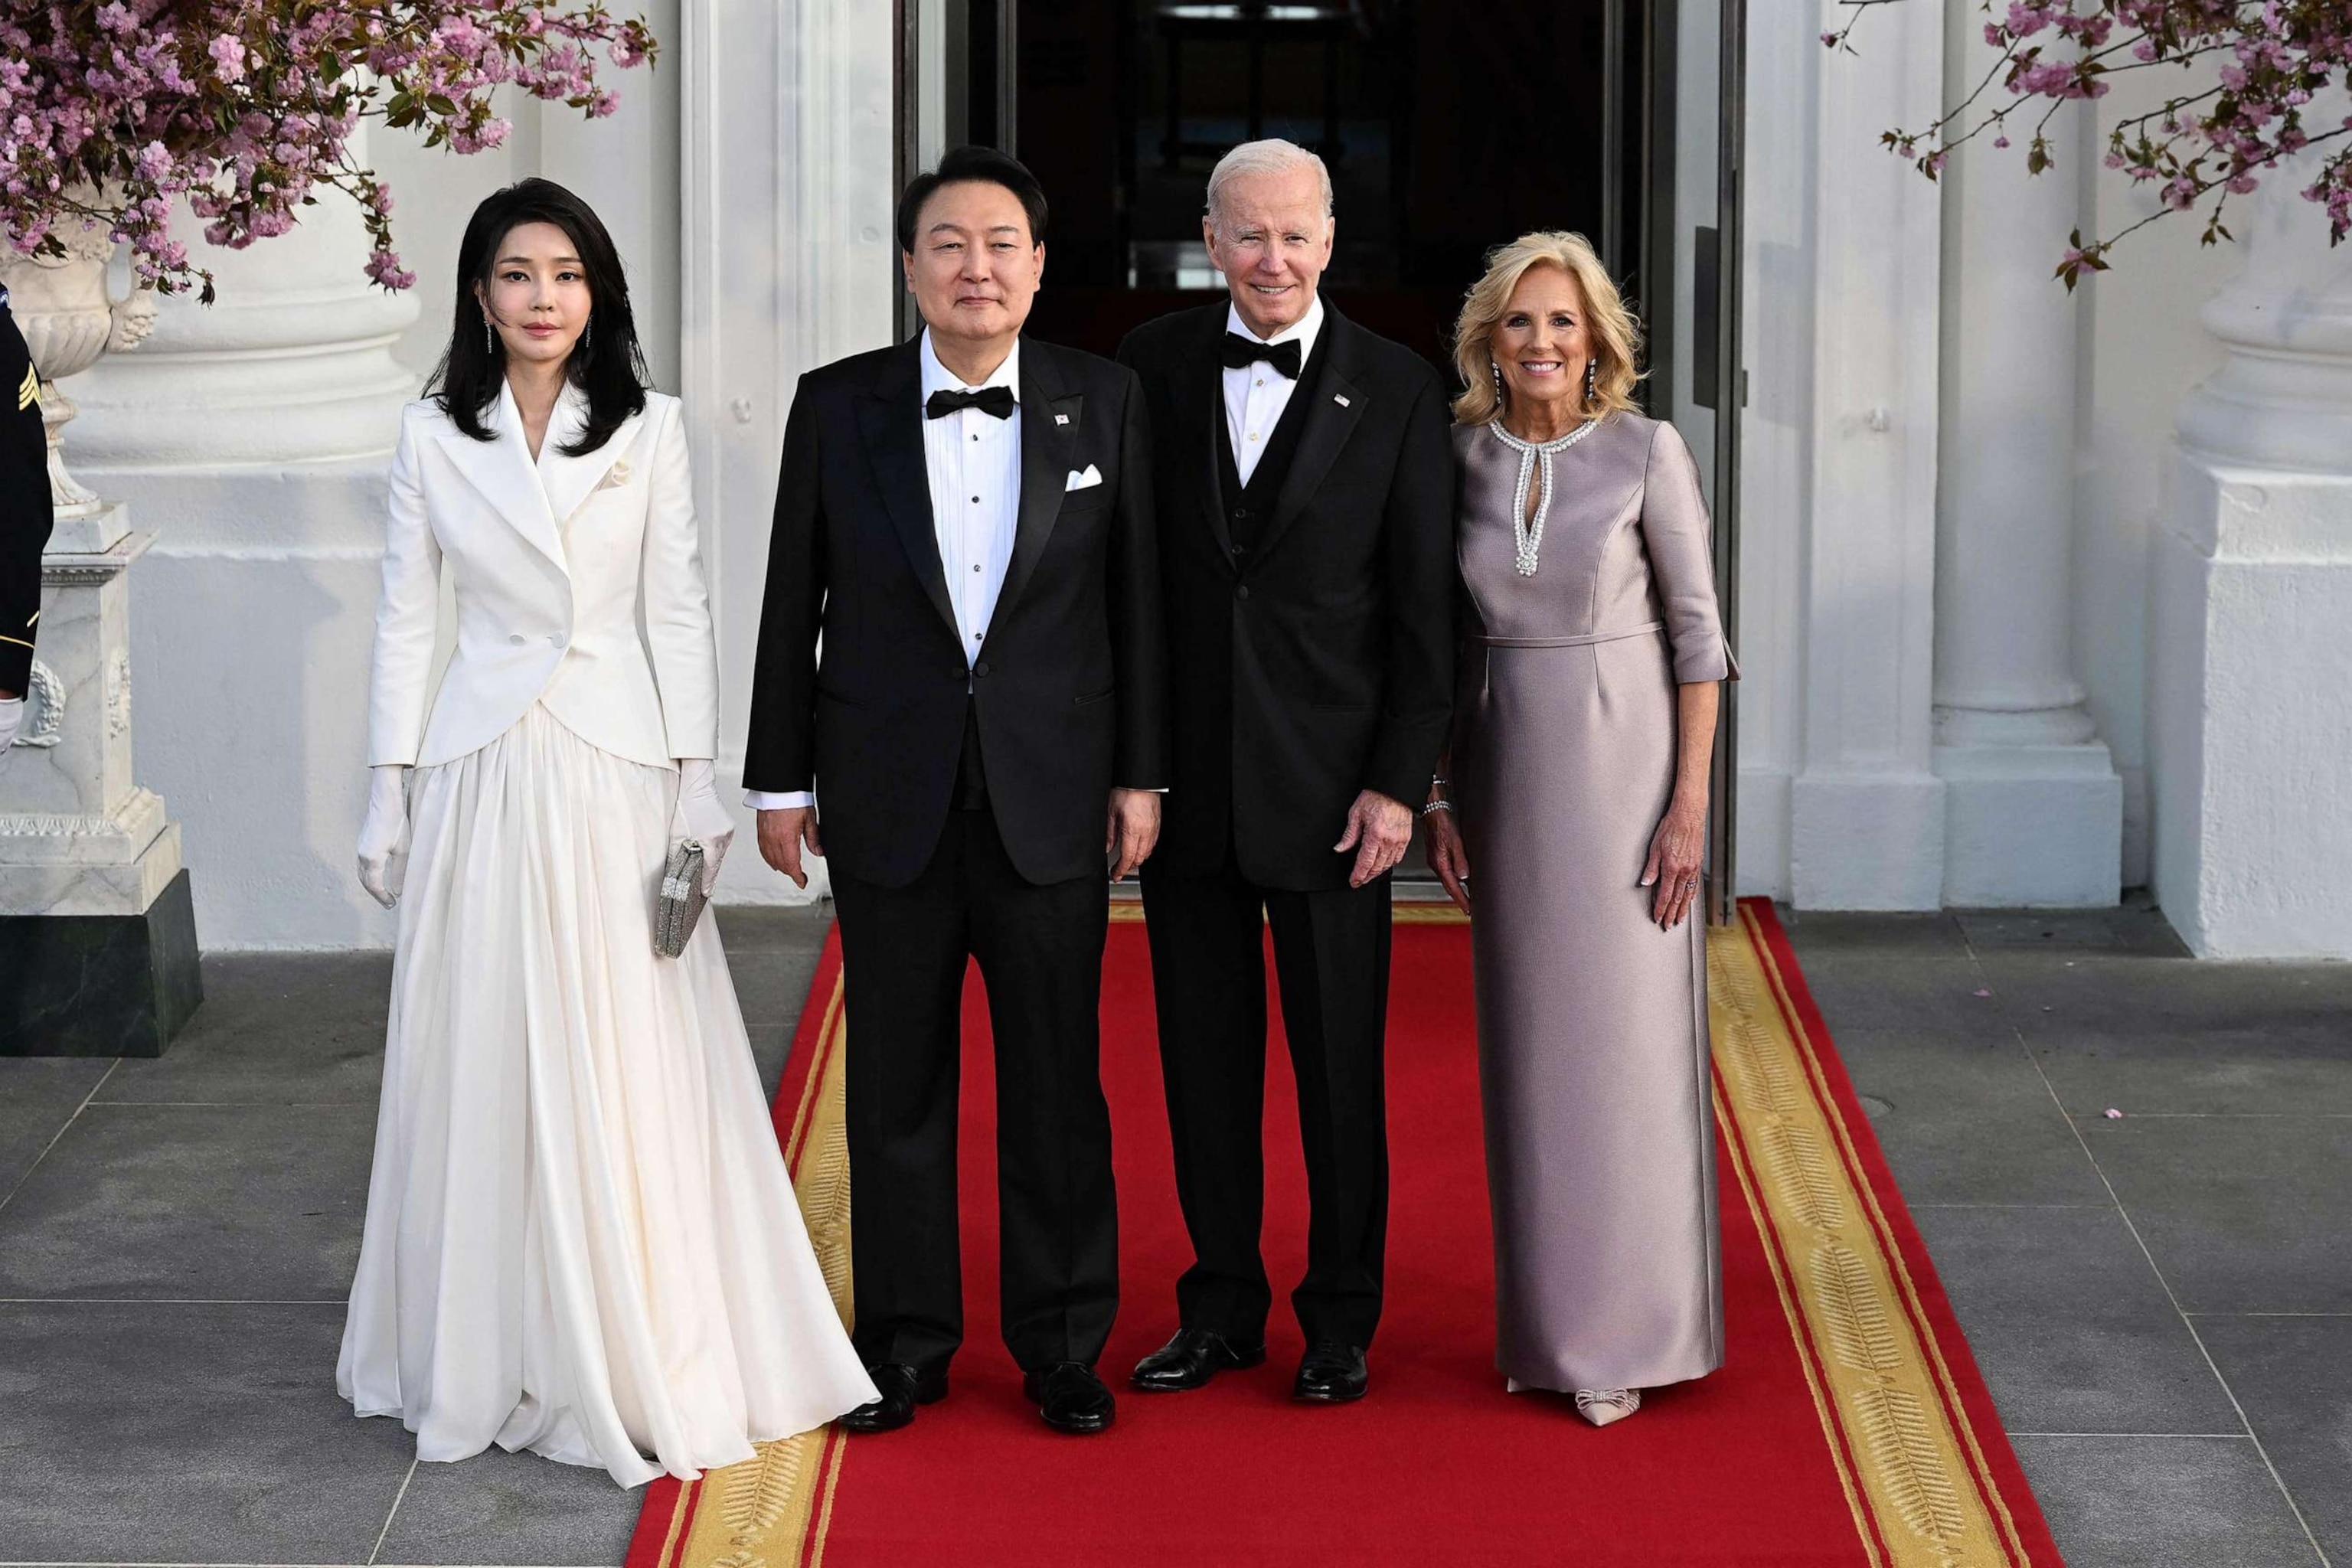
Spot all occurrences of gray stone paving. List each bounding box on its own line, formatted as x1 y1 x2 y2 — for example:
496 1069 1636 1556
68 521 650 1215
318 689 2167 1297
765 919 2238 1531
1780 900 2347 1567
0 898 2343 1566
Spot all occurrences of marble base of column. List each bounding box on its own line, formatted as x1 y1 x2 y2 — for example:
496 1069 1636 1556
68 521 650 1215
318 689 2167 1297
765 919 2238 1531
0 508 204 1054
2151 457 2352 958
1930 697 2124 906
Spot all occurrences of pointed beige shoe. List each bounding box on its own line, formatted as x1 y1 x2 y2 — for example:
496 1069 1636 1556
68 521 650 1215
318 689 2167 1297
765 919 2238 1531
1573 1387 1642 1427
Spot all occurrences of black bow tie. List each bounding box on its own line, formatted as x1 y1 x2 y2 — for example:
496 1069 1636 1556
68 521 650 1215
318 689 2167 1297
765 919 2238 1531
925 385 1016 420
1221 332 1302 379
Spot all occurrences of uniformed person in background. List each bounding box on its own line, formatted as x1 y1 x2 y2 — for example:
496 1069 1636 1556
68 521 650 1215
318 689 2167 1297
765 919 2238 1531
0 281 52 753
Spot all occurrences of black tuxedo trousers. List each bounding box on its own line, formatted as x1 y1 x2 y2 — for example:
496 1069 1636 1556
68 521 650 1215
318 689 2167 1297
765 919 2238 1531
745 335 1168 1376
1119 302 1455 1351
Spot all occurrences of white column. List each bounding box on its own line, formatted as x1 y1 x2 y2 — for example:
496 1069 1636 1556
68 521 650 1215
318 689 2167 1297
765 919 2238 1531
681 0 893 906
1786 0 1948 908
1926 2 2122 906
57 152 420 949
2150 88 2352 957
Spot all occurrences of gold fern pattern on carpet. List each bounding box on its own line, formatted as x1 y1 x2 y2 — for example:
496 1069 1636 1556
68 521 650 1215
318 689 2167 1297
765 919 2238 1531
1810 1243 1903 1376
790 1008 856 1326
1850 1386 1972 1546
1710 914 2032 1566
662 984 857 1568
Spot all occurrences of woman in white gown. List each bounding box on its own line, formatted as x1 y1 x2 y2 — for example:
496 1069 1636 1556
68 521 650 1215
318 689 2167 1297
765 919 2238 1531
339 179 875 1487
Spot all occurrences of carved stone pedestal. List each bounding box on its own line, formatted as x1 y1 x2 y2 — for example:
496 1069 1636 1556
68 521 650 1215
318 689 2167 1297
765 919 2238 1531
0 503 201 1054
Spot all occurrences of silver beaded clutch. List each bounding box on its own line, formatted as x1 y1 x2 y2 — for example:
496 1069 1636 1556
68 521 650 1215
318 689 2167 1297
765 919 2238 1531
654 838 708 959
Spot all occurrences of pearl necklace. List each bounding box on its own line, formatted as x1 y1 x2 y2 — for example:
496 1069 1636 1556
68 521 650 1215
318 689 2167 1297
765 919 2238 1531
1492 417 1596 577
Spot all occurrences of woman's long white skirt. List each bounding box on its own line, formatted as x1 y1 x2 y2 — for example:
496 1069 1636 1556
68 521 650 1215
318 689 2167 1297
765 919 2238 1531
336 706 875 1487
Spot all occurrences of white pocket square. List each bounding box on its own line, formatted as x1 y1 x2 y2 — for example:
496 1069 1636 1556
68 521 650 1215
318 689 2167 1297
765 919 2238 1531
1065 464 1103 492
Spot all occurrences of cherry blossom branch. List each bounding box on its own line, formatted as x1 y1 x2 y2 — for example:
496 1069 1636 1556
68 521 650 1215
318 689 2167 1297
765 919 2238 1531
1828 0 2351 285
0 2 659 299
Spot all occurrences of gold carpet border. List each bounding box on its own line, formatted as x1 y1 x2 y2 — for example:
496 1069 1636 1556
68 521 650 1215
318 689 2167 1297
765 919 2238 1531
1711 910 2030 1567
658 974 854 1568
655 910 2024 1568
1740 908 2036 1566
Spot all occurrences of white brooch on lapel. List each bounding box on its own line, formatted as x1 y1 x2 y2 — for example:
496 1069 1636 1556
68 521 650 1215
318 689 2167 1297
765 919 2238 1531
597 459 632 491
1065 464 1103 492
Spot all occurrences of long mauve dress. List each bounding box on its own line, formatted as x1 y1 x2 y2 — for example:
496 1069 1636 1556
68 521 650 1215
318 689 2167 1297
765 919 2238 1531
1450 411 1736 1395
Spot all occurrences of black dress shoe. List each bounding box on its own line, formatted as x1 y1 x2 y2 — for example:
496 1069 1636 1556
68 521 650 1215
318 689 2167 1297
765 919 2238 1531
1022 1361 1116 1434
838 1363 947 1434
1130 1327 1269 1392
1292 1341 1369 1403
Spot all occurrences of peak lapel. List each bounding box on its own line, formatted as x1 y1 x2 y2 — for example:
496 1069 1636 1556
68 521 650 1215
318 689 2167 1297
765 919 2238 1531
1251 310 1365 564
539 385 646 528
435 382 566 573
857 341 959 640
997 342 1080 619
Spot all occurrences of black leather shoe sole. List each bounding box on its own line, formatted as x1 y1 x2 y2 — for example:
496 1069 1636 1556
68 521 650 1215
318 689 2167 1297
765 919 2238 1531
1292 1377 1369 1404
1022 1370 1116 1434
837 1370 948 1433
1130 1339 1269 1392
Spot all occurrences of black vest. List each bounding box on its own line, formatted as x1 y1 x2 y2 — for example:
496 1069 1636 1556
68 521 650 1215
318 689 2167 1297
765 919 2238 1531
1215 326 1330 555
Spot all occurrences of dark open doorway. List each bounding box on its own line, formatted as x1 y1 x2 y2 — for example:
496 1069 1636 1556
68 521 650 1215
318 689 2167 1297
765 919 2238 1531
902 0 1743 913
945 0 1672 406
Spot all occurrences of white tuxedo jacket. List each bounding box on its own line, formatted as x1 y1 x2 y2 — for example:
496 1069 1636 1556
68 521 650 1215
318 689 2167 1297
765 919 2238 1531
367 383 719 771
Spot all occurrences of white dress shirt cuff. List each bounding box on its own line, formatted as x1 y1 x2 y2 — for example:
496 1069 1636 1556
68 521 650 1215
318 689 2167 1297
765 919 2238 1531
745 789 814 812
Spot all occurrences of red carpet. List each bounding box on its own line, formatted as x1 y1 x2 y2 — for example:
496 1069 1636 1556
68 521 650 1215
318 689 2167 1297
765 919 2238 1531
629 901 2063 1566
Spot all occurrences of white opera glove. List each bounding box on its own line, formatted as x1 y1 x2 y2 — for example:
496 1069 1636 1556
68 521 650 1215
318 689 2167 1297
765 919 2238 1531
0 697 22 753
354 764 411 910
672 757 735 893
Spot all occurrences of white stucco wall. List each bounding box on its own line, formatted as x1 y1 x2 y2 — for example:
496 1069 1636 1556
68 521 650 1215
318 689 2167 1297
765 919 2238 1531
2073 67 2236 890
46 2 2276 945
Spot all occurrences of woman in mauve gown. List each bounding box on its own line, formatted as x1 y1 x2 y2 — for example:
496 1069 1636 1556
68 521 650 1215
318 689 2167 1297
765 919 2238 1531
1423 230 1737 1428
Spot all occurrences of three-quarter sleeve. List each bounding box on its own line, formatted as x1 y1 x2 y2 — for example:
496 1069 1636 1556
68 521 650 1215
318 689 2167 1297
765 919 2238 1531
1639 420 1740 684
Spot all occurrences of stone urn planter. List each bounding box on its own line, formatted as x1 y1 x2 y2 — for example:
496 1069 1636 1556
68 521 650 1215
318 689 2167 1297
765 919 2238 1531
1 215 158 545
0 217 198 1057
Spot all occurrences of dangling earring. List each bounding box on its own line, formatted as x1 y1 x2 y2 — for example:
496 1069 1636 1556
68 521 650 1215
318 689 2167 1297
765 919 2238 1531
1490 358 1506 406
580 315 593 358
1583 358 1598 407
483 318 495 354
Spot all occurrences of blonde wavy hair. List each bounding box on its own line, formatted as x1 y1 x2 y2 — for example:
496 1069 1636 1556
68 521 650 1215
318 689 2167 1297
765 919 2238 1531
1450 230 1645 426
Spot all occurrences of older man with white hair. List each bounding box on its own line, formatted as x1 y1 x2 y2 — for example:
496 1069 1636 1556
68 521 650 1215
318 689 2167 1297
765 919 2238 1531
1116 139 1455 1405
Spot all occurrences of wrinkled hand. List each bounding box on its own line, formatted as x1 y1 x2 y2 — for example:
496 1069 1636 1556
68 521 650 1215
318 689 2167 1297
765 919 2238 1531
1106 789 1161 880
1640 795 1707 928
0 696 21 753
757 805 823 890
1334 789 1414 890
672 759 737 893
354 765 411 910
1425 807 1471 916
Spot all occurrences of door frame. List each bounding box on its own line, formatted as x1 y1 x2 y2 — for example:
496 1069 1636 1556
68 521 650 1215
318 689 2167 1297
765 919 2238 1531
893 0 1744 910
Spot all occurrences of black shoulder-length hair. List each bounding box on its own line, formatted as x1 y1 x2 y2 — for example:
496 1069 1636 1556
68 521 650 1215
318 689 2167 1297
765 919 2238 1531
894 145 1049 254
428 178 648 456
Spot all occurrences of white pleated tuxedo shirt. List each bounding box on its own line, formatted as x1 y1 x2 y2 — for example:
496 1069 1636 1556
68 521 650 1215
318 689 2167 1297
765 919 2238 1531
747 331 1023 812
1222 292 1325 487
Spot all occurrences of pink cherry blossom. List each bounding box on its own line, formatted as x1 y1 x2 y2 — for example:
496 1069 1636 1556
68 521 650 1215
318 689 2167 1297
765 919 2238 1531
0 2 660 296
1836 0 2352 276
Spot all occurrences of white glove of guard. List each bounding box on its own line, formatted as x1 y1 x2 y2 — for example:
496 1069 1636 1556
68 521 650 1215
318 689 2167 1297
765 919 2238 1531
0 696 22 753
355 764 411 910
673 757 735 893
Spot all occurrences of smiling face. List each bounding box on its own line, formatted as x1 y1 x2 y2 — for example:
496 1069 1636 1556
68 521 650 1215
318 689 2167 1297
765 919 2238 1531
1203 163 1333 339
1491 263 1596 420
903 178 1044 351
476 220 591 369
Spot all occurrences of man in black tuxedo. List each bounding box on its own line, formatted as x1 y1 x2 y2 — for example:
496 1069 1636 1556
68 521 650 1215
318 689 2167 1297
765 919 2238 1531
745 147 1167 1436
0 284 51 753
1117 140 1455 1403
